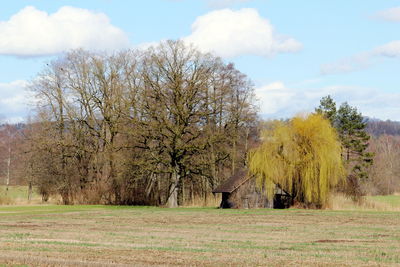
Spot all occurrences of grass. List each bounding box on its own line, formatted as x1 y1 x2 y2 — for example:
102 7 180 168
368 194 400 206
329 193 400 211
0 186 30 199
0 204 399 266
0 186 41 205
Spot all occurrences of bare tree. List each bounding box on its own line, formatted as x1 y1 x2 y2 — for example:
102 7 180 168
27 40 258 206
0 124 20 193
367 135 400 194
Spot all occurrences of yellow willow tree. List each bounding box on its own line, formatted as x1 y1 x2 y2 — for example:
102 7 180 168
249 114 345 208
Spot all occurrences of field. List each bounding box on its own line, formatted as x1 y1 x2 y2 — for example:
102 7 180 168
0 204 399 267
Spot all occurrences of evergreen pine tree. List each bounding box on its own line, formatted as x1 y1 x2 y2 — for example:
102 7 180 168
336 102 373 180
316 97 374 198
315 95 337 125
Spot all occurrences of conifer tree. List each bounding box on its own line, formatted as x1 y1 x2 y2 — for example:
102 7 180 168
316 97 373 197
315 95 336 125
336 103 373 178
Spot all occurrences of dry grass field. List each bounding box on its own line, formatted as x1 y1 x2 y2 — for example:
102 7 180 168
0 204 399 267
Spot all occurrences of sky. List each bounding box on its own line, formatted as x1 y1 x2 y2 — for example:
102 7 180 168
0 0 399 122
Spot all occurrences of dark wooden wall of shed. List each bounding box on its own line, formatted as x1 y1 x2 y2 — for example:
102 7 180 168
220 192 235 208
219 178 273 209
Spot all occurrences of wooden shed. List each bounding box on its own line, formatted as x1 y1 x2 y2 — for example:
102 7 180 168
212 169 292 209
212 170 251 208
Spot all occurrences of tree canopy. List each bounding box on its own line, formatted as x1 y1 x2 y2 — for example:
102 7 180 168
248 114 345 208
26 40 257 206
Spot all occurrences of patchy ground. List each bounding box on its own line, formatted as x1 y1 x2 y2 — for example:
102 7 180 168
0 205 399 266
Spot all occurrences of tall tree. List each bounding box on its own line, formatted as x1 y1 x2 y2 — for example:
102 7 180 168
138 41 255 207
316 97 373 198
336 103 373 179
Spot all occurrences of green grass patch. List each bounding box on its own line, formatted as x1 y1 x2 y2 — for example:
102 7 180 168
368 195 400 206
0 185 40 200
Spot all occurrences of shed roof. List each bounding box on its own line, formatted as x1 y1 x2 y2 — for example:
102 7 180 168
212 169 251 193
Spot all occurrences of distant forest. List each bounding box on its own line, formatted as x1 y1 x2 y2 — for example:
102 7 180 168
366 119 400 136
4 118 399 138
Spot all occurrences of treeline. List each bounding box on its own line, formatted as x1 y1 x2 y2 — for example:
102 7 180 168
19 41 257 206
1 42 399 206
366 119 400 137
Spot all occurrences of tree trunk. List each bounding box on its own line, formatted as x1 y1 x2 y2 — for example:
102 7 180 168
190 182 194 205
61 188 70 205
28 181 32 201
5 146 10 195
210 143 216 189
178 178 185 206
244 127 249 166
166 167 180 208
203 177 208 205
232 138 236 175
145 172 155 198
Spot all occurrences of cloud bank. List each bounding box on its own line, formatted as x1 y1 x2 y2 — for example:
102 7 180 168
321 40 400 75
255 81 400 121
184 8 302 58
0 6 130 57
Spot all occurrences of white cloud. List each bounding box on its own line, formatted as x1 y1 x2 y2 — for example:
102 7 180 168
165 0 253 8
376 6 400 22
255 81 400 121
207 0 252 9
321 40 400 75
374 41 400 58
255 81 296 115
320 53 373 75
0 6 130 57
183 8 302 58
0 80 32 122
259 81 286 91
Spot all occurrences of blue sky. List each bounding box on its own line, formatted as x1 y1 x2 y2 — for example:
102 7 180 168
0 0 399 122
